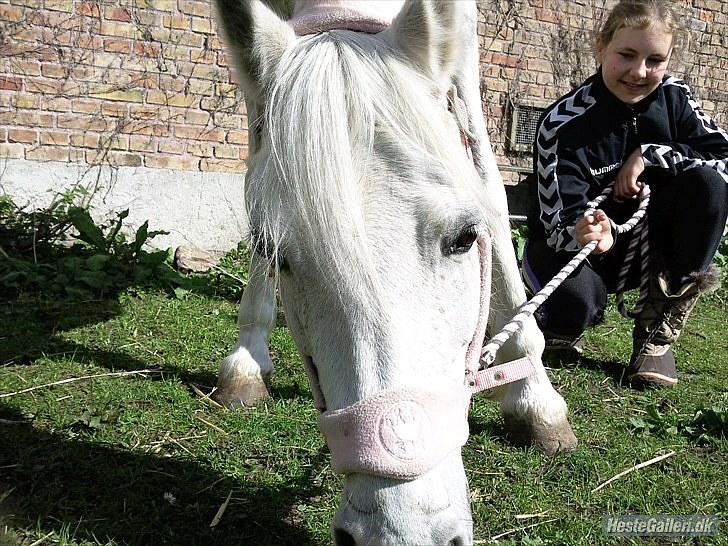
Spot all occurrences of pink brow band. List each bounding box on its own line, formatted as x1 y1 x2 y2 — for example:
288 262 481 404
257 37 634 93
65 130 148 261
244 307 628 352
289 0 403 35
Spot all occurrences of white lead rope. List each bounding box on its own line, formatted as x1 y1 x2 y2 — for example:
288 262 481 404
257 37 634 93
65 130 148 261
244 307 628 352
480 183 651 366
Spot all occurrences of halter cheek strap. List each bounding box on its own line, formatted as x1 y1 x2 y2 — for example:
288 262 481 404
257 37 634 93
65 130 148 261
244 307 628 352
462 236 538 393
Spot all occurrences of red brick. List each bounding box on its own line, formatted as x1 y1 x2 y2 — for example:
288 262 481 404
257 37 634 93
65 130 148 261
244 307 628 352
105 7 132 22
76 2 100 17
70 133 101 148
26 146 70 162
158 139 185 155
0 112 54 127
145 154 199 171
104 39 132 54
25 78 67 94
58 114 109 132
200 158 245 172
0 5 24 22
174 125 224 142
0 144 26 159
121 122 170 137
40 131 70 146
187 143 213 157
106 152 142 167
227 130 248 145
179 1 210 17
162 14 189 30
78 35 104 50
7 61 41 77
40 63 66 78
8 129 38 144
0 76 22 91
134 42 161 57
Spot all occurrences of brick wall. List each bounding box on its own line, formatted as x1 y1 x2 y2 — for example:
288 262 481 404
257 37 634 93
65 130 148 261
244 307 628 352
0 0 247 173
478 0 728 185
1 0 726 180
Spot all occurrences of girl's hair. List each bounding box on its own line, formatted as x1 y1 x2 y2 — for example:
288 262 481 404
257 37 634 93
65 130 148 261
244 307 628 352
595 0 684 51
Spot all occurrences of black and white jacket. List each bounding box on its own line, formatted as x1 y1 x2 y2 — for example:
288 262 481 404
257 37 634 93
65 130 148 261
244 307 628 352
528 69 728 254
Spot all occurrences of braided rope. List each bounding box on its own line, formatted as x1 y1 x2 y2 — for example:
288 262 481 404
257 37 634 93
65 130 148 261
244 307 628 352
480 183 650 366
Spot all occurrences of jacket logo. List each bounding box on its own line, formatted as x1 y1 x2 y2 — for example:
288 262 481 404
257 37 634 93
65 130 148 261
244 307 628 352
590 162 621 176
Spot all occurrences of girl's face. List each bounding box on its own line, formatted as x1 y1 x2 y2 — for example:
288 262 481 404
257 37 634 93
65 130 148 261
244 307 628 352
597 23 673 105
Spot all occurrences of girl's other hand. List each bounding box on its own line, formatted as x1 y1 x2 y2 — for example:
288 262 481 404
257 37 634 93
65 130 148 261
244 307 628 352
615 148 645 199
575 209 614 254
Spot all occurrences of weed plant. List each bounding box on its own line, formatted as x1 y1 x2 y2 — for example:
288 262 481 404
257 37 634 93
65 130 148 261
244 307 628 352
0 189 248 302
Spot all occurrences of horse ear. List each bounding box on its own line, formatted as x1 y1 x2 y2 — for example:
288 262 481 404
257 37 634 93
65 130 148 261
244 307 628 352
383 0 462 86
213 0 295 98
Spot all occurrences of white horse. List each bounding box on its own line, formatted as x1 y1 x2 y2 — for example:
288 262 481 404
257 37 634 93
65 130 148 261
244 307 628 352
212 1 577 544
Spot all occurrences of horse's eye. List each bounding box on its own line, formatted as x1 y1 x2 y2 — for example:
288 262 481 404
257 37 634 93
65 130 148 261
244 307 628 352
446 225 478 255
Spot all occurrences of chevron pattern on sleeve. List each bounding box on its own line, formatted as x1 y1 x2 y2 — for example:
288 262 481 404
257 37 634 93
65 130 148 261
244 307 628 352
655 77 728 182
664 77 728 139
536 82 597 251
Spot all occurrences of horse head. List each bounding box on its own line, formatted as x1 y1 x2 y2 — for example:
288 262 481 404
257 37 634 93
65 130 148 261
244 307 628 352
215 1 512 543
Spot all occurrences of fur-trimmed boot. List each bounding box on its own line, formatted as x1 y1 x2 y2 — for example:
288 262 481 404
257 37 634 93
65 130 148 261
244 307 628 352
628 265 721 387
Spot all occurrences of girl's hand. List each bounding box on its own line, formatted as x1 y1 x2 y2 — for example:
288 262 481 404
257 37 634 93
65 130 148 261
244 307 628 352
575 209 614 254
614 148 645 199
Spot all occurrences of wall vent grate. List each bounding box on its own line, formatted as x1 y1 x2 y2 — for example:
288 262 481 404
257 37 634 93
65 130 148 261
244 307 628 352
509 104 545 152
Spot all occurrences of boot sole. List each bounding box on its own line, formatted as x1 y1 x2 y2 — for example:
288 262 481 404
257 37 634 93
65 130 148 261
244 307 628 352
628 371 678 387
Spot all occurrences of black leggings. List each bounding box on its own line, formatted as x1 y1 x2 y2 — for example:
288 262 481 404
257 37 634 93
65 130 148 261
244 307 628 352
523 167 728 337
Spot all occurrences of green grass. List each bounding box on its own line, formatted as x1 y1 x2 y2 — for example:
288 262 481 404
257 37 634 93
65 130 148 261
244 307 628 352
1 286 726 545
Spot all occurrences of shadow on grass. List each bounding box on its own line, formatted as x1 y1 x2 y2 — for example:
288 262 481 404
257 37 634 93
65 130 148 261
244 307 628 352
468 416 509 443
0 299 219 388
544 352 629 386
0 405 325 546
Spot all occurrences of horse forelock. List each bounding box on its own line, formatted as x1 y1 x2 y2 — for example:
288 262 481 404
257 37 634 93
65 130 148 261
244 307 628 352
248 29 486 308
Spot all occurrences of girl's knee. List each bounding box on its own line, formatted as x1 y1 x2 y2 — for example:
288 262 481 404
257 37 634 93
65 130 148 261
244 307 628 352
681 167 726 196
542 284 607 335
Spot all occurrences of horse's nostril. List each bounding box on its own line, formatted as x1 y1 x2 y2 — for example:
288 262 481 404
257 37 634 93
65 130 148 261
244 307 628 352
448 537 466 546
334 528 356 546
